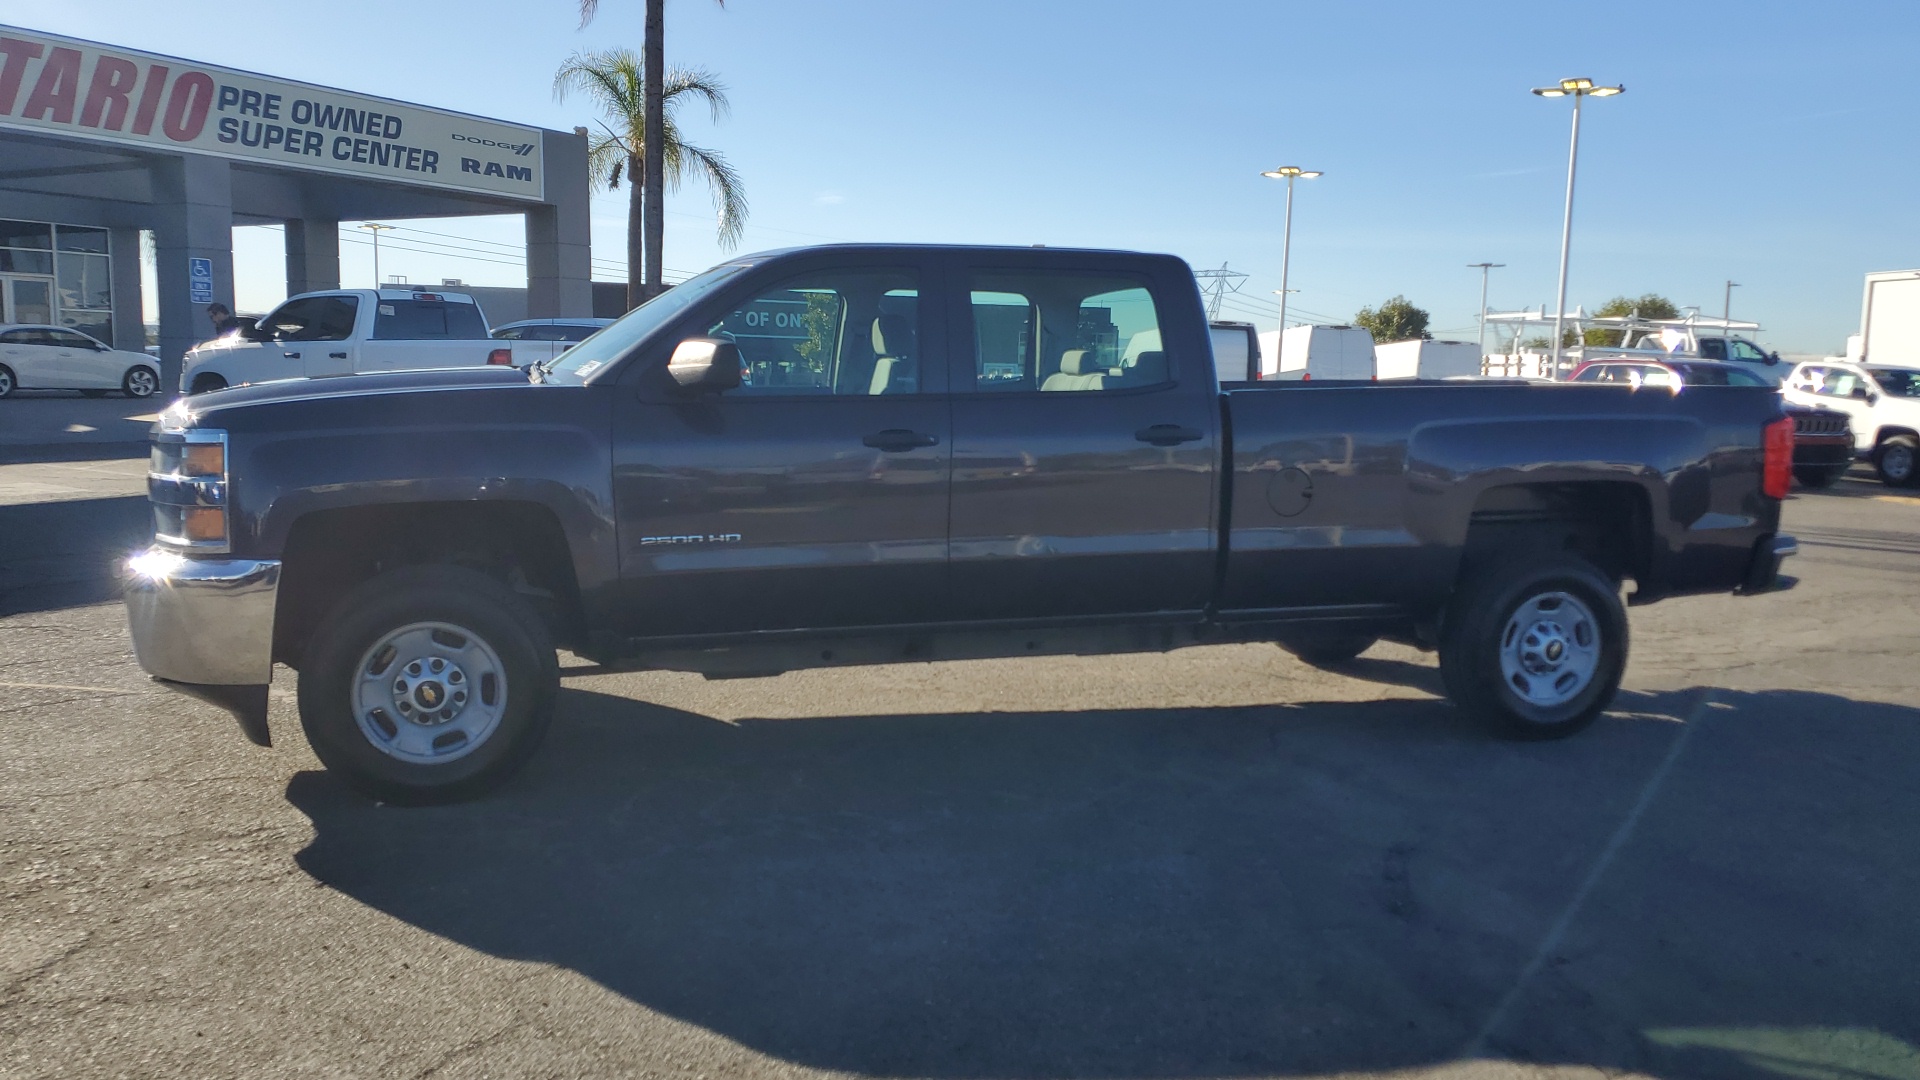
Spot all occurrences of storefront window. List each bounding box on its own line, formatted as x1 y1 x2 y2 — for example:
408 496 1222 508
0 248 54 274
0 220 52 249
57 252 112 309
54 226 109 254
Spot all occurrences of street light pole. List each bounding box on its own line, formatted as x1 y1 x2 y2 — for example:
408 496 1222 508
1468 262 1505 355
1724 280 1740 330
359 222 396 287
1261 165 1322 361
1531 77 1623 377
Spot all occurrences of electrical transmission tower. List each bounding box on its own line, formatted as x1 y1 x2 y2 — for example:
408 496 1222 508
1193 263 1248 320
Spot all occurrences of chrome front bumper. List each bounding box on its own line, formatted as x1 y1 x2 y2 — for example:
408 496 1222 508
124 549 281 745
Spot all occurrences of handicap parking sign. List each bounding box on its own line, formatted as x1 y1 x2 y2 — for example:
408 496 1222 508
189 257 214 305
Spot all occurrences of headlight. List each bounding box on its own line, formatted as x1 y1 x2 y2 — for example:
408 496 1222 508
149 428 230 553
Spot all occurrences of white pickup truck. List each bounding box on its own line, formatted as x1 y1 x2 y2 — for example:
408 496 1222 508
181 289 533 394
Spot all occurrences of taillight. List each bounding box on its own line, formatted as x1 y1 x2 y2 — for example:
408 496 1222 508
1763 416 1794 499
487 348 513 366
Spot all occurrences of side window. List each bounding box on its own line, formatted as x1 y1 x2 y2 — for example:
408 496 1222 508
0 329 33 345
264 296 359 342
1569 366 1603 382
374 299 488 340
1697 338 1727 361
47 329 96 349
965 271 1169 393
490 326 525 340
1729 339 1767 363
1822 370 1861 397
705 268 920 396
1790 366 1827 393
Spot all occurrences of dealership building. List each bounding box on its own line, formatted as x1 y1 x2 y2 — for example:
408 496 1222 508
0 24 591 386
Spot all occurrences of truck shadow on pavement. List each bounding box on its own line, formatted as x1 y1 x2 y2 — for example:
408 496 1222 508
0 494 149 616
289 686 1920 1079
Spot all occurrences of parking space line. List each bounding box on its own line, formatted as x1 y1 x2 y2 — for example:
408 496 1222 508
0 680 144 695
1461 690 1716 1059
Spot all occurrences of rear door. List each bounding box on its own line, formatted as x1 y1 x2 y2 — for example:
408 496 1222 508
610 254 952 638
365 296 492 371
945 256 1217 621
0 327 56 388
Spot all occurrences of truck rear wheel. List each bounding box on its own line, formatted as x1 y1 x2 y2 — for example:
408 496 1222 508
1439 554 1625 740
296 565 559 804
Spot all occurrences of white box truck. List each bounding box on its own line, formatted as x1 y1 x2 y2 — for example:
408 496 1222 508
1858 270 1920 367
1257 324 1378 380
1373 339 1484 380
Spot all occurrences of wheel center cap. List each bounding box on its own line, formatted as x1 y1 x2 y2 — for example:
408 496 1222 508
390 657 470 725
415 681 444 709
1521 621 1571 674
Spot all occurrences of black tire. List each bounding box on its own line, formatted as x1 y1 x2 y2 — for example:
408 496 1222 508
1278 632 1378 665
0 364 15 398
1794 464 1846 489
122 366 159 398
1875 436 1919 488
1439 553 1626 741
80 389 109 398
190 373 228 394
297 565 559 805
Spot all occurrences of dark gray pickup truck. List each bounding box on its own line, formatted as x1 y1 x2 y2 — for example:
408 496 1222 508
125 244 1798 802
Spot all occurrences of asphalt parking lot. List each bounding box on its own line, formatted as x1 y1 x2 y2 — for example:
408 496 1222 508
2 394 1918 1079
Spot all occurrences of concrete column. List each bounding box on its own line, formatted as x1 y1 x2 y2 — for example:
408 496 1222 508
151 155 233 394
525 127 592 318
284 219 341 298
108 226 145 353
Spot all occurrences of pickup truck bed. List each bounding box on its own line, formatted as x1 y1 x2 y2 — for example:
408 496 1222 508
125 244 1797 803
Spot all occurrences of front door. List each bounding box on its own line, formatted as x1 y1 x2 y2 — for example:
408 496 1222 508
611 258 951 640
945 260 1218 622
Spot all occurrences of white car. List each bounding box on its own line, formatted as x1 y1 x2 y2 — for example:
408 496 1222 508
1782 360 1920 486
0 323 161 399
488 317 614 368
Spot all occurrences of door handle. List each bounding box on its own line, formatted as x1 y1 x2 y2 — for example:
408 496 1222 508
329 352 348 359
283 351 301 359
862 428 939 452
1135 424 1203 446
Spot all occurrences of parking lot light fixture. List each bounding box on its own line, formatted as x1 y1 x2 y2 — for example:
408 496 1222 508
1261 166 1322 347
358 222 396 288
1530 78 1624 376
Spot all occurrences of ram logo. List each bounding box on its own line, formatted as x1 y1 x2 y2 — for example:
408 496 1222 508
640 534 744 545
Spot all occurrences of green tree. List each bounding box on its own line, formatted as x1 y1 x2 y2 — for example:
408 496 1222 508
554 49 748 310
1583 293 1680 346
1353 295 1431 343
579 0 728 302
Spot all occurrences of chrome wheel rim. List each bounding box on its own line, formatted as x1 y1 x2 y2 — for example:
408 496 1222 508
350 621 508 764
1885 445 1916 483
1498 590 1601 709
126 369 157 397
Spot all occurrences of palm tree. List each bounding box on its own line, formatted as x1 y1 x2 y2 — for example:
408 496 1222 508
554 48 747 310
577 0 726 301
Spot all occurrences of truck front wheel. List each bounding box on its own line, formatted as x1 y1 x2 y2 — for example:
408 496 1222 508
1438 554 1626 740
297 565 559 804
1875 436 1919 487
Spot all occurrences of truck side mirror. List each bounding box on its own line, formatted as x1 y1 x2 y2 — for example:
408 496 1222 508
1766 351 1780 366
667 337 743 393
1851 385 1872 400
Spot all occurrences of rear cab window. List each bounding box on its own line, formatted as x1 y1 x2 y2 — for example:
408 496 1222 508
373 298 488 340
963 270 1169 393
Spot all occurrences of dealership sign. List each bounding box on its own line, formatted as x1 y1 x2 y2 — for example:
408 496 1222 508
0 25 544 200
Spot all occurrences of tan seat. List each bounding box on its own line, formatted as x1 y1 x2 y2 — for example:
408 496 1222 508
1040 349 1108 391
868 313 915 395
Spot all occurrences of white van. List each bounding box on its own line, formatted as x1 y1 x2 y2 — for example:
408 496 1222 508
1257 325 1378 380
1374 339 1484 380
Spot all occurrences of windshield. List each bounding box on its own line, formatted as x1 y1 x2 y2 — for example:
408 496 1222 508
1871 368 1920 397
539 263 751 382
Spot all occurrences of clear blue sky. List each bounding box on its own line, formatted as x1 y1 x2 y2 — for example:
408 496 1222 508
25 0 1920 354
